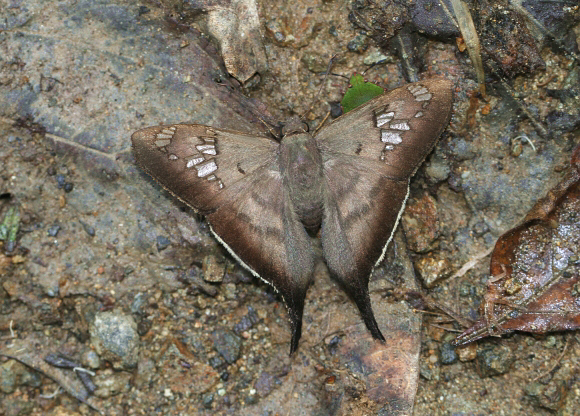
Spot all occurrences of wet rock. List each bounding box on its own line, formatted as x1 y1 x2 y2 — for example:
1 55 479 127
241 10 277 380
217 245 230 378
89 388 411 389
156 235 171 251
202 255 226 283
254 371 275 397
439 342 458 365
518 0 580 56
209 355 226 370
415 255 452 288
55 174 66 188
409 0 459 39
477 345 515 377
347 34 368 53
233 306 260 333
82 349 101 369
79 220 95 237
47 224 61 237
524 380 569 412
545 111 580 134
478 2 545 77
93 369 132 398
211 329 242 364
329 101 342 119
130 292 148 314
401 192 439 253
89 310 140 370
202 392 214 408
456 343 477 362
0 359 41 393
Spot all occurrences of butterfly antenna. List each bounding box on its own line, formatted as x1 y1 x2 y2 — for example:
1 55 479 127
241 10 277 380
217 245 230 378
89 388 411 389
300 54 339 122
312 110 331 136
256 115 281 139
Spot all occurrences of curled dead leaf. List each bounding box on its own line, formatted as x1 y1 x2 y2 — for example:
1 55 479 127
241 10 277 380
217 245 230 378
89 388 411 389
454 144 580 345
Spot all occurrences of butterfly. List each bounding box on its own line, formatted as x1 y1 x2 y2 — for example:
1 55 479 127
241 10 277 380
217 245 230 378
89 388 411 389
132 79 453 354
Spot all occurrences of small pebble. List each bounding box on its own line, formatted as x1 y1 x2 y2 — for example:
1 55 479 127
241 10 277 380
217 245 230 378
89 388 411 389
47 224 61 237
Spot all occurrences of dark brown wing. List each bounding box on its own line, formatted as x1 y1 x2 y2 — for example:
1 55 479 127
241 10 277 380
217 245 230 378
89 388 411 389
132 125 315 353
315 79 453 340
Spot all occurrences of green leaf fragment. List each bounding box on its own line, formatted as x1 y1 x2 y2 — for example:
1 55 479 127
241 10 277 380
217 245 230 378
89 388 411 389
0 206 20 244
341 74 384 113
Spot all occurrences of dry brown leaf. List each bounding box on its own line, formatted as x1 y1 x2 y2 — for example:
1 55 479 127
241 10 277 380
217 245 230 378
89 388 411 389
454 144 580 345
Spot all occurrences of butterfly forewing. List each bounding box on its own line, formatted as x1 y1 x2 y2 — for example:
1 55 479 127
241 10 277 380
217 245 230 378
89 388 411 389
316 79 453 179
131 125 279 213
317 79 453 339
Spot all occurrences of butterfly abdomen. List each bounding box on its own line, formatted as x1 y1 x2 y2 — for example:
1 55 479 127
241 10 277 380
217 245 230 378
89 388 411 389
280 132 325 231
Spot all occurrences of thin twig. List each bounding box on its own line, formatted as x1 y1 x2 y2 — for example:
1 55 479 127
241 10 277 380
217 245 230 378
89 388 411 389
532 336 571 382
449 246 494 280
313 110 332 136
39 386 62 399
429 324 463 333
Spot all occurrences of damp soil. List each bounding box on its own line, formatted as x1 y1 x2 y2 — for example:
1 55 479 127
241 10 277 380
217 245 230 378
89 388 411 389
1 0 580 415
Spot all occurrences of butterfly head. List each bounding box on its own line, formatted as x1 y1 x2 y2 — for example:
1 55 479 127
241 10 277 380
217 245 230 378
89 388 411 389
281 116 309 137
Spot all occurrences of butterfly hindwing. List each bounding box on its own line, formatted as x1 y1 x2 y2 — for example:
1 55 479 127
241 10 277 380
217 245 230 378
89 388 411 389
320 159 409 340
316 79 453 339
205 169 315 354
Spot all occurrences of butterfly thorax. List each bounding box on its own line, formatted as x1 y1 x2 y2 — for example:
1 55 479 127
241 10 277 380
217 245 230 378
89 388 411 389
280 131 324 232
280 116 308 136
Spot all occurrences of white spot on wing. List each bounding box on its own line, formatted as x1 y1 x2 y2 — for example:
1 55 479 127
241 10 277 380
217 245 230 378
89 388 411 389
408 84 432 102
155 139 171 147
381 131 402 144
412 86 428 96
168 154 178 160
196 144 217 155
186 156 205 168
156 134 173 139
415 111 424 118
161 129 175 135
195 159 218 177
376 111 395 127
389 121 410 130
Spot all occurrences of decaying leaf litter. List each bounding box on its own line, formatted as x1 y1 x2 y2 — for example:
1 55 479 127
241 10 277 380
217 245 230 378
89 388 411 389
453 144 580 346
1 0 580 415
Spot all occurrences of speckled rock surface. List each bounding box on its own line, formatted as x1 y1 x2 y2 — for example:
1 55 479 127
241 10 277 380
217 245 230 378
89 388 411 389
0 0 579 415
